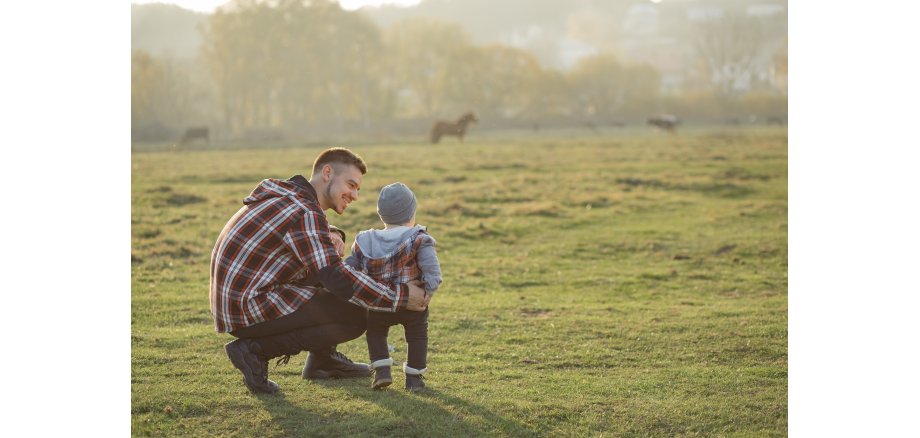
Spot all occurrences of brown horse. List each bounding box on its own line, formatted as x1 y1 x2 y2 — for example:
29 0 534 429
430 112 478 144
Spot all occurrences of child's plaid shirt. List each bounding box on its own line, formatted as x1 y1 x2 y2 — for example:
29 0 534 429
347 228 436 292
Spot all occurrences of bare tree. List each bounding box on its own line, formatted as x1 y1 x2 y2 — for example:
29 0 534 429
692 11 767 96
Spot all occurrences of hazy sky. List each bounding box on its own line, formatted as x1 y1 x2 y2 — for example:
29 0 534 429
131 0 422 13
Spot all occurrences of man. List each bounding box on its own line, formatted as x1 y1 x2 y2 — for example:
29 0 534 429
209 147 430 394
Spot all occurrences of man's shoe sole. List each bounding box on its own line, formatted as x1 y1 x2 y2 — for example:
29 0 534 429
303 367 373 379
225 340 278 394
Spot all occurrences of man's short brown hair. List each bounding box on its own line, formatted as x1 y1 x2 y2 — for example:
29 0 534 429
312 147 367 176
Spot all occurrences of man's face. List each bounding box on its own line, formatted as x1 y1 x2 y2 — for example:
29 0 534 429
323 164 362 215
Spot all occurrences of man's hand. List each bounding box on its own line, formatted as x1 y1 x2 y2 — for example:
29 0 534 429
406 280 431 311
329 231 346 257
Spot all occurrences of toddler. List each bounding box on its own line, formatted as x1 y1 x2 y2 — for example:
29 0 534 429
345 182 442 391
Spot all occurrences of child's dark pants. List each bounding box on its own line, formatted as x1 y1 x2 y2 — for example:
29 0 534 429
366 307 429 370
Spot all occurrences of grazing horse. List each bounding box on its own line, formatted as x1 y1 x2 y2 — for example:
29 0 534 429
647 114 679 133
430 112 478 144
179 126 209 145
766 116 786 125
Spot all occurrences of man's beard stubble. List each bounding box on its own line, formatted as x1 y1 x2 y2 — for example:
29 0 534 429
324 175 337 213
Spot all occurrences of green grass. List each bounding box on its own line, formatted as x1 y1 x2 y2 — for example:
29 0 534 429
132 127 787 436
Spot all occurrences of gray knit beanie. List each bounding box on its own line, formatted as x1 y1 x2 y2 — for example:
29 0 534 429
377 182 417 225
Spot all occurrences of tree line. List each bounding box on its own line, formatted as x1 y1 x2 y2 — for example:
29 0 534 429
131 0 785 142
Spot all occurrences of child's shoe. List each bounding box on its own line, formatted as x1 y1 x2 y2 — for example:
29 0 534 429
405 373 425 391
373 366 392 389
370 358 394 389
403 363 427 392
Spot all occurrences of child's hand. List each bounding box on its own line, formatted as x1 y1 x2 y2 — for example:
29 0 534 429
423 291 433 308
406 281 428 311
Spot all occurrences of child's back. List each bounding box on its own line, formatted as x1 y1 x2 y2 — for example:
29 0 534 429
346 225 440 295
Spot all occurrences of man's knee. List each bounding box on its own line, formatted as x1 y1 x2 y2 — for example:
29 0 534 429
346 319 366 338
348 308 367 331
338 307 367 341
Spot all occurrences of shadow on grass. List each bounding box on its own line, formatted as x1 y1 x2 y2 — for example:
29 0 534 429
337 383 536 436
251 390 336 436
253 378 535 436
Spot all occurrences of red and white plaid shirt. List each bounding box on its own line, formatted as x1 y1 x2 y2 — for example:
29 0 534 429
209 176 408 333
347 229 433 288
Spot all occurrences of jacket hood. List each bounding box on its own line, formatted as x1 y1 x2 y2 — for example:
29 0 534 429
355 225 428 258
243 175 316 205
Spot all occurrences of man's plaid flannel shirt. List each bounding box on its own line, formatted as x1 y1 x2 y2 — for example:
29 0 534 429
209 175 408 333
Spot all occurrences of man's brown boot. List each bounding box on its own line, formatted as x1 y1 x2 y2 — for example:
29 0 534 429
225 339 280 394
302 346 372 379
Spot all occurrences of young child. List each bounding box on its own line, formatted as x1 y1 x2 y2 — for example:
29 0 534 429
344 182 442 391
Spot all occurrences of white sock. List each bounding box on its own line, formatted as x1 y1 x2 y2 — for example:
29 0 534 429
370 358 393 369
403 363 427 375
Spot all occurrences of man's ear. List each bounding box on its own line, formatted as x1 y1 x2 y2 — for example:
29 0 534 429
322 164 334 182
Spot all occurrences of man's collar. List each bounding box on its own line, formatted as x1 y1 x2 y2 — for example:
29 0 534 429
287 175 317 199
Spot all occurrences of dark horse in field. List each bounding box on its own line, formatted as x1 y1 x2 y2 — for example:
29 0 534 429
178 126 210 145
647 114 679 133
430 112 478 144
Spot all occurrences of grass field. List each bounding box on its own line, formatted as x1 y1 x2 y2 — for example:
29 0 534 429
131 127 787 436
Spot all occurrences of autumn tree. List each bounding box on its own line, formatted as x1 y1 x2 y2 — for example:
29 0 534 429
132 50 165 129
567 53 660 120
383 18 471 117
692 11 773 97
520 69 571 120
132 50 210 140
435 44 545 120
201 0 390 136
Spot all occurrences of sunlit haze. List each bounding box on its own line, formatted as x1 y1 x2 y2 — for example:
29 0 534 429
131 0 422 13
132 0 788 137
